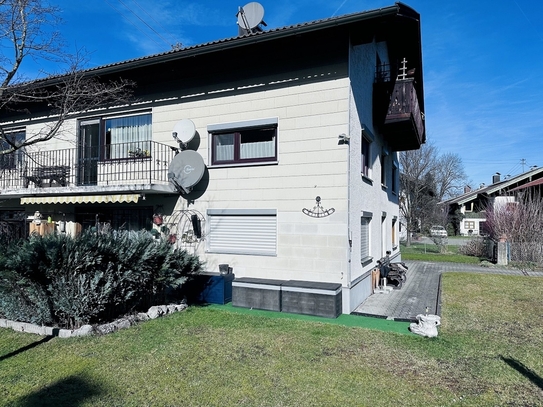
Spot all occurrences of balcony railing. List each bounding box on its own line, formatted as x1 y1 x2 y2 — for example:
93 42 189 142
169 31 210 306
0 141 177 191
373 65 425 151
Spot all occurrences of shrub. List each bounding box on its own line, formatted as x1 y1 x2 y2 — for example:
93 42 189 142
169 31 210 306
0 230 202 328
458 237 486 257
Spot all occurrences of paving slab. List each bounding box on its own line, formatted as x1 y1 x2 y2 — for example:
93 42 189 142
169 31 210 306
353 261 541 322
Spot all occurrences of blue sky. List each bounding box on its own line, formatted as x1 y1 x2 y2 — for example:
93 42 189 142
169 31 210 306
22 0 543 188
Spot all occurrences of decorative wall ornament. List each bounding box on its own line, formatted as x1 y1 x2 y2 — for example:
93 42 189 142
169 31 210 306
302 196 335 218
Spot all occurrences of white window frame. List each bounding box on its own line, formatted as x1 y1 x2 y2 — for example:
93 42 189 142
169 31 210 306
361 125 374 181
207 209 277 256
361 211 372 263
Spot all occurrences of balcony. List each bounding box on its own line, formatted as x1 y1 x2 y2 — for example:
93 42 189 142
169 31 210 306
374 75 425 151
0 141 177 196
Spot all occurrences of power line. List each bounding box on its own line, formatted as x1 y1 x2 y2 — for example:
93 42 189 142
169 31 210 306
116 0 172 49
102 0 164 50
129 0 179 48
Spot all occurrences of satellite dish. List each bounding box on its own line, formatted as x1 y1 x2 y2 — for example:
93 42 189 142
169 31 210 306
168 150 206 194
237 2 266 33
172 119 196 144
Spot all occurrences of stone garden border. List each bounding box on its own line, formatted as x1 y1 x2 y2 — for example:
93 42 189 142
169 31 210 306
0 303 188 338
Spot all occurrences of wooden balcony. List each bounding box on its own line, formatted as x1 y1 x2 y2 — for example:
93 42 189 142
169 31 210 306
374 77 425 151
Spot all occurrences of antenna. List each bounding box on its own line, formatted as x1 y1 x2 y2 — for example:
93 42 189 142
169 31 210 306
172 119 196 150
237 2 267 35
168 150 206 194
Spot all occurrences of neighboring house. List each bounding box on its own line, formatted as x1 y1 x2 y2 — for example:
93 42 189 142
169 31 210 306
0 3 425 314
441 168 543 236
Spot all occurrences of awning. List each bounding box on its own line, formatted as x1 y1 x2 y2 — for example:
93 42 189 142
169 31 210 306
20 194 140 205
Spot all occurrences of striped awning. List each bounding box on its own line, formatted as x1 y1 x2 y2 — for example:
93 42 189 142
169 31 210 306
20 194 140 205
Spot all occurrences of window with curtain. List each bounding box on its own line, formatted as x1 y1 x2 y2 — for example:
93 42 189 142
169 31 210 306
210 124 277 165
105 114 152 159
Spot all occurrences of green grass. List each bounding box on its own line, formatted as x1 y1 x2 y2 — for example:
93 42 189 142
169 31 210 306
400 242 482 263
1 273 543 406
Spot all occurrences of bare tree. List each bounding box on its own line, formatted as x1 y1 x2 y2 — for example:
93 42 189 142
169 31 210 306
400 142 467 245
0 0 132 154
434 152 467 201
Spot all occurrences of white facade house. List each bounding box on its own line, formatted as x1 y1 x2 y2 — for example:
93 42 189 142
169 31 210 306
0 3 425 314
442 169 543 237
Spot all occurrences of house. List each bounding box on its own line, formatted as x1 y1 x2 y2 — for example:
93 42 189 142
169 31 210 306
0 2 425 315
441 168 543 236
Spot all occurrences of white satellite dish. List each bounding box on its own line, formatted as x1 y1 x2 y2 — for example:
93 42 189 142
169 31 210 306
172 119 196 144
237 2 266 33
168 150 206 194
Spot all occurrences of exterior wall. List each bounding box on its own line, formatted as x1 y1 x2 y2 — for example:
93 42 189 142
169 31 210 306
344 40 400 312
154 77 351 289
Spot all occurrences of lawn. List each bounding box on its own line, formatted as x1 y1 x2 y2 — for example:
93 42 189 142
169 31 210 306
400 241 482 263
1 273 542 406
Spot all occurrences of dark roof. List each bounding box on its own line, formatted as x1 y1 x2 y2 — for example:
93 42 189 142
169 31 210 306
442 167 543 205
31 2 421 82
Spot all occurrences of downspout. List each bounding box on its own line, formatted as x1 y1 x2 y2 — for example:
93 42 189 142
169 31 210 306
346 38 353 292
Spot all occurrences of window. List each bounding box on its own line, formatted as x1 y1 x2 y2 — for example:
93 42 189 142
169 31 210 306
79 112 152 161
208 118 277 165
362 136 370 177
391 161 398 193
465 221 475 230
0 131 25 170
361 212 372 262
105 113 152 159
207 209 277 256
381 151 387 187
361 126 374 178
392 217 398 248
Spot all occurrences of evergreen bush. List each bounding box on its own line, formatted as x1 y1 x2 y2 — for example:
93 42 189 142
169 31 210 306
0 230 202 328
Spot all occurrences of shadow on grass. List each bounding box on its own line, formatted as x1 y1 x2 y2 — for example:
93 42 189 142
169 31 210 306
17 375 103 407
500 356 543 390
0 335 54 362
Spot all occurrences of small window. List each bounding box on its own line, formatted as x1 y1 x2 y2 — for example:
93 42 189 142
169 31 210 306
361 127 374 178
391 162 398 193
361 214 372 261
381 151 387 187
362 137 371 177
0 131 25 170
465 221 475 230
392 217 397 248
210 120 277 165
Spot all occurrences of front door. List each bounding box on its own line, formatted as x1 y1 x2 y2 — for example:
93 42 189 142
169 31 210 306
78 120 100 185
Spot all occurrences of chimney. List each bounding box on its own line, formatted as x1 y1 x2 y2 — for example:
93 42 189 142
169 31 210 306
492 172 501 184
464 185 471 193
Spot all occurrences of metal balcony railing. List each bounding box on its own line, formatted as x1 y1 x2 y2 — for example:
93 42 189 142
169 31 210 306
0 141 177 190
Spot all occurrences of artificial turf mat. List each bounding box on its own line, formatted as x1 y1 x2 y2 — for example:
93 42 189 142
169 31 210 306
206 303 413 335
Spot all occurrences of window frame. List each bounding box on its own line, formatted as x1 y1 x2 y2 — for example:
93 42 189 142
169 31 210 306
361 211 373 263
208 118 278 167
0 130 25 170
361 126 374 180
79 111 152 162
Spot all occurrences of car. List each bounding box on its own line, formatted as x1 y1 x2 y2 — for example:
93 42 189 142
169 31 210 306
429 225 447 238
